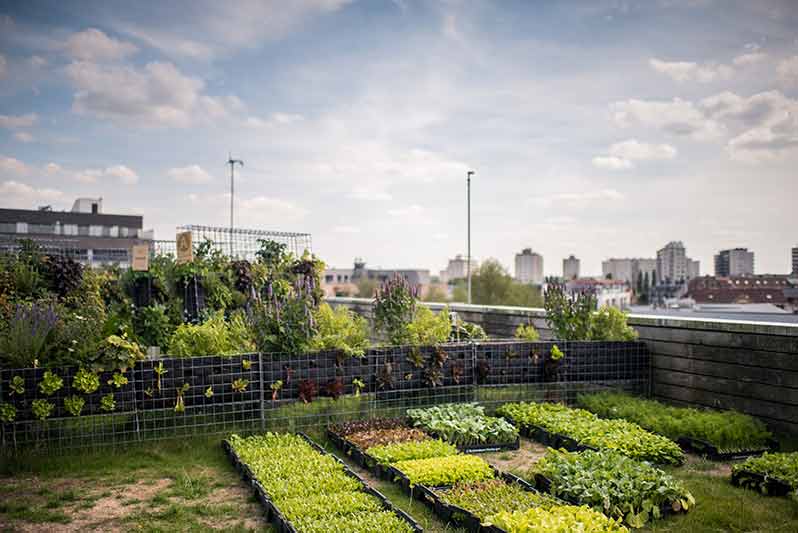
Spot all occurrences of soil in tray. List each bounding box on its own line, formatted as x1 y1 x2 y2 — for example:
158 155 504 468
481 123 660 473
347 427 430 450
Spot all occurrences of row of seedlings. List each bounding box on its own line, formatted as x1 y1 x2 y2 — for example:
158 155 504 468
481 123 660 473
224 432 421 533
528 448 695 529
731 452 798 497
406 403 520 453
496 402 685 465
327 419 628 532
577 391 777 460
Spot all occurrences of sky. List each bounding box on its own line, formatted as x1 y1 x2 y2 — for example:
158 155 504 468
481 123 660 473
1 0 797 277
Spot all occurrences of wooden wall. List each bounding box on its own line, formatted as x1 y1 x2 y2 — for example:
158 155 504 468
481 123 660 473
330 298 798 434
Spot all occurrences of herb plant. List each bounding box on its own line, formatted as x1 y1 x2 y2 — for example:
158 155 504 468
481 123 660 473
72 368 100 393
373 274 417 345
550 345 564 361
367 439 458 466
204 386 214 398
496 402 684 465
515 323 541 341
578 391 773 454
231 378 249 393
174 383 190 413
31 399 54 420
38 370 63 396
100 393 116 412
0 402 16 423
393 454 495 487
9 375 25 395
531 449 695 528
63 395 85 416
307 303 370 357
544 283 596 341
107 372 129 388
0 302 59 368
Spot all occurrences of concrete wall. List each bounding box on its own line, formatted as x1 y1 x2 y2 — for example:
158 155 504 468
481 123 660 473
329 297 798 434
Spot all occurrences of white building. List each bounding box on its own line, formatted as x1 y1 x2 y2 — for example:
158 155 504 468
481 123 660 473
602 257 656 285
656 241 699 283
515 248 544 285
714 248 754 277
563 255 580 280
566 278 632 310
440 254 478 284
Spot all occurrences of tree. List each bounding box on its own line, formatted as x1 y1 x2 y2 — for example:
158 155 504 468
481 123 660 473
423 285 448 302
355 277 378 299
450 258 543 307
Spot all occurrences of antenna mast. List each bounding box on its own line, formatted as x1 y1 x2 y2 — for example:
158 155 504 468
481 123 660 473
227 153 244 257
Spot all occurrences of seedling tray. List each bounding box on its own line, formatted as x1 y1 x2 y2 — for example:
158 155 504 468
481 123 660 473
676 436 779 462
326 427 407 481
532 473 690 519
222 434 423 533
730 469 793 497
424 430 521 454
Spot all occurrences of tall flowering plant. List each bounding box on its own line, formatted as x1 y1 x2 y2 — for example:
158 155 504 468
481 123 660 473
0 302 59 368
373 274 419 345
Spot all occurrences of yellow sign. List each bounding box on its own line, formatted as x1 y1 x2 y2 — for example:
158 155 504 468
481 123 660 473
177 231 193 264
131 244 150 271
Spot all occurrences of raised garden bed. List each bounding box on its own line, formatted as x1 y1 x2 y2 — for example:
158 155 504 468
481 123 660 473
223 432 422 533
730 452 798 497
496 402 684 465
529 448 694 528
578 391 776 461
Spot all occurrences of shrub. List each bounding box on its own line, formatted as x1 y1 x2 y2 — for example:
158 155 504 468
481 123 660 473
515 323 540 341
133 304 174 349
408 403 519 447
578 391 772 454
588 307 638 341
544 283 595 341
374 275 417 345
0 302 59 368
307 303 370 357
406 306 451 346
168 311 254 357
91 334 145 371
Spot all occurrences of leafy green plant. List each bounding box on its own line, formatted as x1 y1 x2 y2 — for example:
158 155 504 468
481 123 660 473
72 368 100 393
38 370 63 396
100 393 116 412
544 282 596 341
732 452 798 494
9 375 25 395
578 391 773 454
440 479 558 521
367 439 458 466
307 303 370 357
31 399 54 420
393 454 495 487
168 311 255 357
93 334 145 371
270 380 283 401
550 344 564 361
406 306 451 346
242 359 252 370
515 323 540 341
174 383 190 413
133 304 173 348
496 402 684 465
486 504 628 533
63 395 85 416
532 448 695 528
373 275 417 345
232 378 249 393
352 378 365 397
0 402 16 423
153 361 167 392
588 307 638 341
107 372 128 389
204 386 214 398
408 403 518 447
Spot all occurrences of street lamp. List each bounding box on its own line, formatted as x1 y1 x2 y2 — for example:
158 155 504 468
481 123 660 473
467 170 474 304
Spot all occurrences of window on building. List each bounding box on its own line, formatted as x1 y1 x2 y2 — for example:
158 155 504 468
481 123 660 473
16 222 28 234
102 226 111 237
63 224 78 236
78 225 89 236
0 222 15 234
89 225 103 237
325 275 334 283
109 226 119 238
28 224 56 234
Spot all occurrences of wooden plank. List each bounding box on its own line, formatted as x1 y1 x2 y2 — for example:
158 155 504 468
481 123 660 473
644 340 798 372
635 325 798 353
652 382 798 427
652 355 798 390
653 368 798 405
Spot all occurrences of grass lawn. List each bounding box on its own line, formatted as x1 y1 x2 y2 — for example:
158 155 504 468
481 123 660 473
1 432 797 532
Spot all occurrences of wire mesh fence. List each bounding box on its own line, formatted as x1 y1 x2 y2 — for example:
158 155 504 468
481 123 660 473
176 225 313 260
0 340 649 453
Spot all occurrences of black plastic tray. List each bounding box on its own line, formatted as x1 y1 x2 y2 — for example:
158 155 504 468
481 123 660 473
326 427 406 481
223 433 423 533
730 469 793 497
677 436 779 462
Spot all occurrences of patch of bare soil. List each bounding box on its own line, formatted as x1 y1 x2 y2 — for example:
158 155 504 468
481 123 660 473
481 438 547 474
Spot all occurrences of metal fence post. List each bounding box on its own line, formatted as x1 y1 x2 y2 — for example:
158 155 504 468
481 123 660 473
258 352 265 432
471 341 478 403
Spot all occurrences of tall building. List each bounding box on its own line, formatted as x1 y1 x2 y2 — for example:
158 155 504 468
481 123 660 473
439 254 478 284
656 241 699 283
0 198 150 267
515 248 544 285
322 259 431 298
715 248 755 277
562 255 580 279
602 257 656 285
793 245 798 275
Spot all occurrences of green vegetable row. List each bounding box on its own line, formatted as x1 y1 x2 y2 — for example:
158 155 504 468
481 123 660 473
228 433 413 533
732 452 798 495
496 402 684 465
530 448 695 528
407 403 518 447
487 505 628 533
393 454 495 487
367 439 458 466
578 391 773 454
439 479 559 520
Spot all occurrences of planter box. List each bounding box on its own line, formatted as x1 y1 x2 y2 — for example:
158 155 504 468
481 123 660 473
676 436 779 462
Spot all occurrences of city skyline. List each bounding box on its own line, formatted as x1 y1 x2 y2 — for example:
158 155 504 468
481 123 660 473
1 1 797 275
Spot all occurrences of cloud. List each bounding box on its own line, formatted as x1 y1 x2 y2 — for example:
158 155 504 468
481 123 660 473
778 56 798 87
346 187 392 201
332 225 360 234
14 132 34 143
105 165 139 185
245 112 305 129
649 58 733 83
733 52 766 66
388 204 425 217
117 26 214 61
0 156 31 177
592 156 632 170
0 181 63 206
0 113 37 129
612 97 724 140
533 189 625 208
29 55 46 69
64 60 236 127
168 165 213 184
64 28 138 61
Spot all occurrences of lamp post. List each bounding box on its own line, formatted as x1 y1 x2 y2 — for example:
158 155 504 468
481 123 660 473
467 170 474 304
